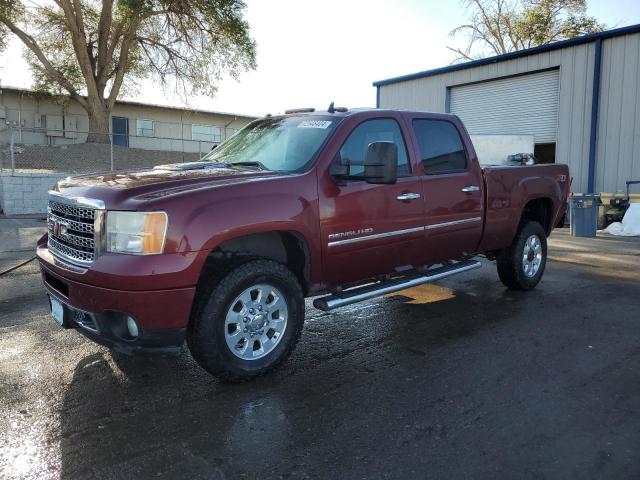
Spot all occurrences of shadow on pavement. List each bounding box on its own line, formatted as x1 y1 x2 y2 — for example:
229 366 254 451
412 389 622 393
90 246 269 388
57 283 526 479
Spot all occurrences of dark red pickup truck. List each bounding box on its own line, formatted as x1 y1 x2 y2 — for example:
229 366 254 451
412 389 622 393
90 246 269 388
38 108 569 380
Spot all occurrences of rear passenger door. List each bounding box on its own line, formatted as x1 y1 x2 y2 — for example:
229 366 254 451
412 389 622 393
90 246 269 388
411 116 484 262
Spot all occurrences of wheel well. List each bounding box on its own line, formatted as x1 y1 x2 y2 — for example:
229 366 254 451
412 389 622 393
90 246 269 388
197 231 310 295
521 198 554 236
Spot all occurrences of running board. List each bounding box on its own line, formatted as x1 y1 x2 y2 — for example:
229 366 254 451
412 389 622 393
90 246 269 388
313 259 481 312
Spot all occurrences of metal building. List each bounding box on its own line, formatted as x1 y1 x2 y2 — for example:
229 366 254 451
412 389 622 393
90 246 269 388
373 24 640 194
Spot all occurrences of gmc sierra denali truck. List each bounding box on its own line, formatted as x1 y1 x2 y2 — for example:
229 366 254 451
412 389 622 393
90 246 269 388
38 108 569 381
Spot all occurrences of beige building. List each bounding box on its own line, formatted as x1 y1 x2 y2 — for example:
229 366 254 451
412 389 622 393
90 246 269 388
374 24 640 195
0 86 256 215
0 86 256 155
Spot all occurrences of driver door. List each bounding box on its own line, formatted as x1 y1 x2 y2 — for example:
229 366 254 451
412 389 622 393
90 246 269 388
318 117 426 287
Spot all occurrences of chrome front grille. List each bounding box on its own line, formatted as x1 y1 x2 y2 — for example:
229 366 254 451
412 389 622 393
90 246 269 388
47 196 99 265
48 200 96 221
47 211 94 234
47 236 95 263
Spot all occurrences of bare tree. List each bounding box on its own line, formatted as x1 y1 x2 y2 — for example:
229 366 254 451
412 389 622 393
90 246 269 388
449 0 604 61
0 0 256 142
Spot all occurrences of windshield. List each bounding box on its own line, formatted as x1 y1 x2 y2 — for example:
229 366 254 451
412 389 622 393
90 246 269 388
202 115 339 172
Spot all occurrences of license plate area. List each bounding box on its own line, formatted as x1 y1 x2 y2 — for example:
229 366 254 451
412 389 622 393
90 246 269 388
49 295 68 328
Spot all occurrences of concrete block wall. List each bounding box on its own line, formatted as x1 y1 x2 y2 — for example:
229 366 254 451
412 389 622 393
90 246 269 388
0 172 68 215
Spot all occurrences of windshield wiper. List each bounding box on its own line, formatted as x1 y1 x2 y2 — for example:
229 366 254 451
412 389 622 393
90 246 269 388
230 161 270 171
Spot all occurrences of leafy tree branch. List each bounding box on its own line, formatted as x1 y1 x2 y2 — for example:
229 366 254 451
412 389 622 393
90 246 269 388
0 0 256 142
448 0 604 62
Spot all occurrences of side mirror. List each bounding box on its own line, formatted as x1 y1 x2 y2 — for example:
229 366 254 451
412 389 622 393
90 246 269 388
329 156 350 178
329 154 351 185
364 141 397 184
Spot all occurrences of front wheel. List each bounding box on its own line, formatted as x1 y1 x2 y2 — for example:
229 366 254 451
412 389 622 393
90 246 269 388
496 221 548 290
187 259 304 382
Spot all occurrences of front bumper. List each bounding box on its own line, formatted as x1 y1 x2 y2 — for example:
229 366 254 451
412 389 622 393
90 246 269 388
40 261 196 355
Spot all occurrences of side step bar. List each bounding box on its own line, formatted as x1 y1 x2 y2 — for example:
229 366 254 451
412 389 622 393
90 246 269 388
313 259 481 312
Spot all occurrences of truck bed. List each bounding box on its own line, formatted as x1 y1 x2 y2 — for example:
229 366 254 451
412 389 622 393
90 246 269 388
479 163 570 253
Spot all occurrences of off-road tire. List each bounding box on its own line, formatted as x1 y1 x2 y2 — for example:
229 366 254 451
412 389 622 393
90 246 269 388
187 259 304 382
496 221 547 291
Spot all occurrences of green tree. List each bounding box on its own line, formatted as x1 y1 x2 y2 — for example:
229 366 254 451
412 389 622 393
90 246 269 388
449 0 604 61
0 0 256 142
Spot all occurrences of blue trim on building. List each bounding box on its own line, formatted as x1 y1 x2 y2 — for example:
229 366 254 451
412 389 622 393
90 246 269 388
373 23 640 87
444 87 451 113
587 38 603 194
376 86 380 108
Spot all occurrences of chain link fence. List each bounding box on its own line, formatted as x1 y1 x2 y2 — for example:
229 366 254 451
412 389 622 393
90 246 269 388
0 124 221 174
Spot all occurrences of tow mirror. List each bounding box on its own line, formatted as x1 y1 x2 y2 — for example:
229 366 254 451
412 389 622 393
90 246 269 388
364 141 397 184
330 157 350 177
330 155 350 185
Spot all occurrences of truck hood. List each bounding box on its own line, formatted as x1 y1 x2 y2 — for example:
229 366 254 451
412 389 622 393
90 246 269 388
53 161 282 204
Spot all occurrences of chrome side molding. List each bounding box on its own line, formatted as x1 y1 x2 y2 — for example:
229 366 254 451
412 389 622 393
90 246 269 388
425 217 482 230
327 217 482 247
327 226 425 247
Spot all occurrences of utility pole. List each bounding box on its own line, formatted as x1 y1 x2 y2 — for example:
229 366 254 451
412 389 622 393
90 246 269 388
9 121 15 172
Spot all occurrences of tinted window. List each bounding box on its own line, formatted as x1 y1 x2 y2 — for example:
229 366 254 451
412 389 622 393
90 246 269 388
413 120 467 174
339 119 410 176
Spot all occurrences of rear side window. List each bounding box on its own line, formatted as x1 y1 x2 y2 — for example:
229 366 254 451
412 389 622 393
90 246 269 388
339 119 410 177
412 119 467 174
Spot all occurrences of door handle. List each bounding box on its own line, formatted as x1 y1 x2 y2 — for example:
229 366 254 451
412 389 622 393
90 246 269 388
396 193 421 201
461 185 480 193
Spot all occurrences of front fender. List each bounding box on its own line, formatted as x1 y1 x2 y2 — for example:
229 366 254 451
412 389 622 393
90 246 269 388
180 193 318 253
157 172 323 288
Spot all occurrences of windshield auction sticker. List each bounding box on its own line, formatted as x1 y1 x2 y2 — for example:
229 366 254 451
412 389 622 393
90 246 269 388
297 120 333 129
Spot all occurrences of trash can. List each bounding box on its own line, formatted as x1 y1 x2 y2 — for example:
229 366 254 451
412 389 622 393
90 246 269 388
569 194 600 237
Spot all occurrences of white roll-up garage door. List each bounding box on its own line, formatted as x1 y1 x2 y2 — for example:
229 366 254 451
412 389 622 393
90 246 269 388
450 69 560 144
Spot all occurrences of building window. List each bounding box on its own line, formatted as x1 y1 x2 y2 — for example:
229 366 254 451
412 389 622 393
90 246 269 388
137 119 154 137
192 124 221 143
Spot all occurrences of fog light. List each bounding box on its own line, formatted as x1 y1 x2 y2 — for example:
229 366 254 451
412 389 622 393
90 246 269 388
126 316 139 338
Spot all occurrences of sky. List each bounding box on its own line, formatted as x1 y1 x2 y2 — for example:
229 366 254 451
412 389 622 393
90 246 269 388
1 0 639 117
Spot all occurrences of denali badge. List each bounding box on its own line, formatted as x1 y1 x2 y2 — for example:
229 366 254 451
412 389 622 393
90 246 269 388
328 228 374 241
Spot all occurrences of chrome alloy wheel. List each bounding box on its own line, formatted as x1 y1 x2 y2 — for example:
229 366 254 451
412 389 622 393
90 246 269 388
224 284 288 361
522 234 543 278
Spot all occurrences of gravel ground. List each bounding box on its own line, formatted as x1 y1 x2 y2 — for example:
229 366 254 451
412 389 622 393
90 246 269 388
0 226 639 480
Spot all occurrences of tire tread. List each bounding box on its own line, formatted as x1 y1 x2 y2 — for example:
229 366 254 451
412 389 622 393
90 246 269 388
496 221 547 291
187 259 304 382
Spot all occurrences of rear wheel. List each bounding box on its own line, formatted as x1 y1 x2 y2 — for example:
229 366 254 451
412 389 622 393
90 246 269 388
496 221 547 290
188 259 304 382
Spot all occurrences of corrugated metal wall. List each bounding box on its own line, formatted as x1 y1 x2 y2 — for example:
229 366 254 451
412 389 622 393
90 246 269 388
597 33 640 193
450 69 560 143
379 43 599 192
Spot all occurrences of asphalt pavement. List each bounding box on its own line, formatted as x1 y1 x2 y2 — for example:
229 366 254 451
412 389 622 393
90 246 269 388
1 219 639 479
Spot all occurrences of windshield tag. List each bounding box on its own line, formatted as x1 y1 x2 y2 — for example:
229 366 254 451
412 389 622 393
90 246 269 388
298 120 332 129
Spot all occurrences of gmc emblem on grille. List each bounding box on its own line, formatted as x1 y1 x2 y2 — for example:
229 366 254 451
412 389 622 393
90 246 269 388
52 219 70 238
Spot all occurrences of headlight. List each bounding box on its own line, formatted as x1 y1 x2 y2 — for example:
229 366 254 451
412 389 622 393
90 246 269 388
106 211 168 255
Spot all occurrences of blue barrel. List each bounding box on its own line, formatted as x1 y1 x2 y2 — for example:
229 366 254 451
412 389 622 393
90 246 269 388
569 194 600 237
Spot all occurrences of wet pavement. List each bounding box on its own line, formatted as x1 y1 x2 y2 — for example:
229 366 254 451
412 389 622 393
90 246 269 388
1 223 639 479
